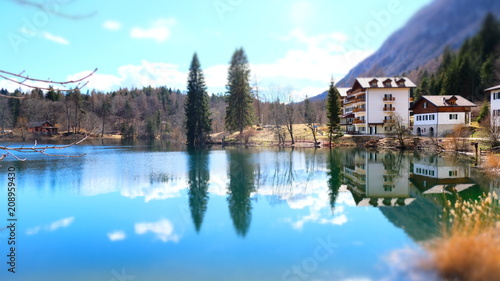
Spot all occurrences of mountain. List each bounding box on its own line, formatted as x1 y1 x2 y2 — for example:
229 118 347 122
336 0 500 87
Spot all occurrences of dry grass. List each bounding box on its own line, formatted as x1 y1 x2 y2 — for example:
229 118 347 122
484 154 500 169
423 193 500 281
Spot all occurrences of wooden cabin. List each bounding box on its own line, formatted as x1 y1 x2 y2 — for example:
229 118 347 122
28 121 58 135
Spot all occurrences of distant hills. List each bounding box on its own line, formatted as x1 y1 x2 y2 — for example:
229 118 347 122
337 0 500 88
310 0 499 102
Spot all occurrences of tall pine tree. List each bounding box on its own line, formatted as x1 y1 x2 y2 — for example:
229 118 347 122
326 79 341 146
225 48 255 134
185 53 211 146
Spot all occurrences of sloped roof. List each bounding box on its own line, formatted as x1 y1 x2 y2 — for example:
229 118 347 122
355 77 416 89
484 85 500 92
337 87 350 97
419 95 476 107
28 121 56 128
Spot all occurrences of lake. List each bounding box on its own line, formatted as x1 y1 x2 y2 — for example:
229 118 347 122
0 141 495 281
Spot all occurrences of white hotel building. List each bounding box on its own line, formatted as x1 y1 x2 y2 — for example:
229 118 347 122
341 77 416 135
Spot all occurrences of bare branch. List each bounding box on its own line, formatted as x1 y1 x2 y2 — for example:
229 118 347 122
10 0 97 19
0 135 88 160
0 68 97 93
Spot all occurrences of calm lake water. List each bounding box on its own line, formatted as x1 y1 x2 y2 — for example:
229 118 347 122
0 140 496 281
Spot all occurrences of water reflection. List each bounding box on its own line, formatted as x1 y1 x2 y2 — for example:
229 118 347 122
7 143 496 281
327 149 342 210
342 150 415 207
226 148 256 237
187 149 210 232
410 154 477 199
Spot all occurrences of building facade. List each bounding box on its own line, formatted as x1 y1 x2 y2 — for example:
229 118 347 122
484 85 500 125
411 95 475 137
341 77 416 135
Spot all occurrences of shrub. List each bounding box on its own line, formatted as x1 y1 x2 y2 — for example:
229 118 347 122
423 193 500 281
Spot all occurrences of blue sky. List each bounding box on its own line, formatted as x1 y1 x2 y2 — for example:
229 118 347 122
1 0 432 100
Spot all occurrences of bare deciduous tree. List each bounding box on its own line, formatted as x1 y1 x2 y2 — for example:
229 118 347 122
384 112 411 149
481 115 500 148
267 84 297 145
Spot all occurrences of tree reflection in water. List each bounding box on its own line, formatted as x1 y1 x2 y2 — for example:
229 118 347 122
187 149 210 232
227 148 255 237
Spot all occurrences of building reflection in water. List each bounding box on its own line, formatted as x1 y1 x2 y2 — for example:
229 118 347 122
341 150 477 208
342 150 416 207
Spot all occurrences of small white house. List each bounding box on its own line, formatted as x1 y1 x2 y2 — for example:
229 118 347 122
484 85 500 125
410 95 476 137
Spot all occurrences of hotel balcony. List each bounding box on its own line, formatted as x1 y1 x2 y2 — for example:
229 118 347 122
383 97 395 101
353 107 366 113
353 119 366 124
383 119 394 124
354 97 366 103
383 107 396 111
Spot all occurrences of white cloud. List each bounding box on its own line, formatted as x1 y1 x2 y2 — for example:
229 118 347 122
26 226 41 235
42 32 70 45
66 60 186 92
103 20 122 31
27 217 75 235
381 248 437 281
108 230 126 241
48 217 74 231
210 28 371 100
135 218 180 243
64 28 370 98
286 187 352 230
130 18 176 42
121 181 186 203
19 27 69 45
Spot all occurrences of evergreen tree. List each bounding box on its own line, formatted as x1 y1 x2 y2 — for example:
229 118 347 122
326 79 341 146
185 53 212 146
477 102 490 124
304 96 315 124
225 48 255 134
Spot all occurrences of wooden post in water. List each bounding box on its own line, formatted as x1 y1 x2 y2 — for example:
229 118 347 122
471 142 479 166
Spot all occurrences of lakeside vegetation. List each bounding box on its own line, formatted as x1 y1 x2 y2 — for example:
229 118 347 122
421 193 500 281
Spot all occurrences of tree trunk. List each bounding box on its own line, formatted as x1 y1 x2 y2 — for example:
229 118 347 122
101 116 105 138
287 123 295 145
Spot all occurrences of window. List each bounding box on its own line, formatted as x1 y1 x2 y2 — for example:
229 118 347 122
449 170 458 177
423 102 428 109
449 114 458 120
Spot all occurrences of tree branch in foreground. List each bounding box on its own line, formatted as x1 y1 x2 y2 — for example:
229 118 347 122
0 135 88 161
10 0 97 19
0 68 98 93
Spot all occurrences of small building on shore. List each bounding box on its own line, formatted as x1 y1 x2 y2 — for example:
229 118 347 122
28 121 59 135
410 95 476 137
